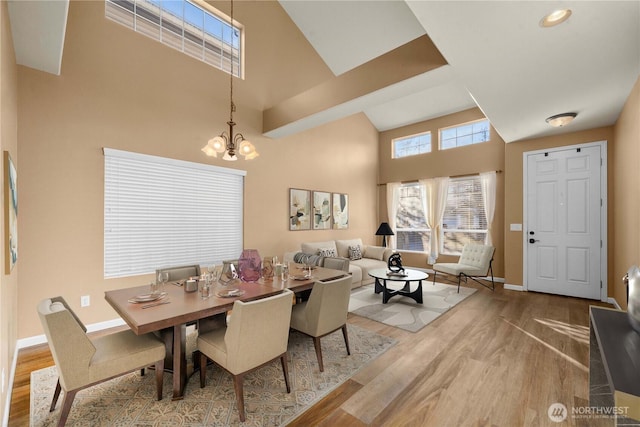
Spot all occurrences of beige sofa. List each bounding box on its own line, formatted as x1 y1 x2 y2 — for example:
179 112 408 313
294 238 394 289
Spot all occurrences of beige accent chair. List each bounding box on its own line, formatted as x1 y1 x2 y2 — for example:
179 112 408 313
197 289 294 422
432 244 496 292
37 297 165 427
289 275 353 372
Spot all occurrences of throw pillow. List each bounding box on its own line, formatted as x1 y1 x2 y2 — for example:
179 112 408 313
317 248 337 257
348 245 363 260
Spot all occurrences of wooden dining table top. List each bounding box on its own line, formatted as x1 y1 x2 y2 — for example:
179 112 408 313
104 264 349 336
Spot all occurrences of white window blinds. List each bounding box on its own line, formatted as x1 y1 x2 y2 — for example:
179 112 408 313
104 148 245 278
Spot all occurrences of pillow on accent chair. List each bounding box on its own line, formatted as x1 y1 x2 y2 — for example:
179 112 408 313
348 245 363 260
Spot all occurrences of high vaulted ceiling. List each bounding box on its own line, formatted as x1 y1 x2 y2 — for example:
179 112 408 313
7 1 640 143
278 0 640 143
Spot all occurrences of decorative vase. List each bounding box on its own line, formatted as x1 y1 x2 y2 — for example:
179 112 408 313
239 249 262 282
261 257 274 281
626 265 640 334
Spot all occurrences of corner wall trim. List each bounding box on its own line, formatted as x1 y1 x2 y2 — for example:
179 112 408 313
607 297 621 310
504 283 524 291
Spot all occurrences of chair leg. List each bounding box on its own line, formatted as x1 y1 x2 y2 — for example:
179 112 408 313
313 336 324 372
457 274 462 293
57 389 77 427
155 360 164 400
199 352 208 388
50 378 62 412
341 324 351 356
280 353 291 393
232 373 246 422
432 271 437 285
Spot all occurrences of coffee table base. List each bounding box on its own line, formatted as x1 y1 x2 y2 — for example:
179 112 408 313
374 278 423 304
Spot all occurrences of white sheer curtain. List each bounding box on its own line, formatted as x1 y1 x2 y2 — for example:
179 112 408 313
419 177 449 264
386 182 401 249
480 171 496 246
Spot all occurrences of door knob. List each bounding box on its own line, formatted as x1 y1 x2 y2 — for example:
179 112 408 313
529 238 539 244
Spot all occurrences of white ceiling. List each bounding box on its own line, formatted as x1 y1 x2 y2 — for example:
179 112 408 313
7 1 640 143
279 0 640 142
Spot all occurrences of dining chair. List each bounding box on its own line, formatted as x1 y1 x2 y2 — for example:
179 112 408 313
197 289 294 422
432 243 496 292
289 275 353 372
155 264 201 282
37 296 165 427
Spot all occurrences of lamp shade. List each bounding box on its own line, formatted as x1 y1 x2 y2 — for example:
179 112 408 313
375 222 394 236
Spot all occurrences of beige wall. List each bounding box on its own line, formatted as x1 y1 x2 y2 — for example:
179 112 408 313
1 0 19 420
503 127 615 291
378 108 505 276
612 75 640 309
16 1 378 339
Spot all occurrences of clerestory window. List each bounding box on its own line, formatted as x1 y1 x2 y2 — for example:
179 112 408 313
106 0 243 77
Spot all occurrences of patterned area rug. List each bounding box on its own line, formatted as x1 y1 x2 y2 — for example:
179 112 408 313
30 325 395 426
349 282 477 332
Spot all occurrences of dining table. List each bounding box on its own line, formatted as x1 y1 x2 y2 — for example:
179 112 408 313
104 264 349 400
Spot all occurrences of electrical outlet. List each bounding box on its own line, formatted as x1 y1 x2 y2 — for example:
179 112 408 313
81 295 90 307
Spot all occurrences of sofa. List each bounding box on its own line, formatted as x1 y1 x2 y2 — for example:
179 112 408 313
287 238 394 289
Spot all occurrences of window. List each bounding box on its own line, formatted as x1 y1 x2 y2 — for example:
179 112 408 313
104 148 245 278
392 132 431 159
440 119 490 150
395 183 431 251
106 0 242 77
441 176 487 254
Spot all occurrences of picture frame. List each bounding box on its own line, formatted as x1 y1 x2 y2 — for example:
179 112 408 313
4 151 18 273
332 193 349 229
289 188 311 231
312 191 332 230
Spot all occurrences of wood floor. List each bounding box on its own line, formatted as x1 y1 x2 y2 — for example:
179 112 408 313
9 284 614 426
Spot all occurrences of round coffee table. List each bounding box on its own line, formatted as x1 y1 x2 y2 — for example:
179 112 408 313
368 268 428 304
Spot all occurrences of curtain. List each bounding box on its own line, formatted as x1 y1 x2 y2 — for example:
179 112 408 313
386 182 401 249
480 171 496 246
419 177 449 264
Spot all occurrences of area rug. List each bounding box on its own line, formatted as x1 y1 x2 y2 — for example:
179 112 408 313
349 282 477 332
30 324 395 426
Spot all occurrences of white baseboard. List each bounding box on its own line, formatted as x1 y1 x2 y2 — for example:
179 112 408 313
16 317 126 350
607 297 621 310
3 345 19 427
503 283 524 291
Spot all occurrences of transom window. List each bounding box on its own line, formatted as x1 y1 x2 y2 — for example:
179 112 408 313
392 132 431 159
395 184 431 251
441 176 487 254
440 119 490 150
106 0 242 77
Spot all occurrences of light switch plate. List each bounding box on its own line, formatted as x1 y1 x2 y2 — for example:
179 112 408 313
510 223 523 231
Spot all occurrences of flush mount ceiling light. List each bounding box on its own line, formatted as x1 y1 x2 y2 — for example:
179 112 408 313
545 112 577 127
201 0 258 162
540 9 572 27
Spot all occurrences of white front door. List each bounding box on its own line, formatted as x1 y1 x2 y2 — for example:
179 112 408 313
525 144 603 300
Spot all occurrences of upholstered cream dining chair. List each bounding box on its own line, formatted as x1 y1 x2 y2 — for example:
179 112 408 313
37 296 166 427
289 275 353 372
197 289 294 422
431 243 495 292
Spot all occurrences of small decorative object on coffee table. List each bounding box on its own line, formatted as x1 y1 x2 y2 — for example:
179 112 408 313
387 253 406 276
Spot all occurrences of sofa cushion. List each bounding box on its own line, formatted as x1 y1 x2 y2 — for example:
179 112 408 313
348 265 362 288
351 257 388 285
335 239 363 258
348 245 363 260
363 245 387 261
301 241 337 255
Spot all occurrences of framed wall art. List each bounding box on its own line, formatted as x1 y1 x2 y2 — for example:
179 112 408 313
289 188 311 230
4 151 18 273
312 191 331 230
332 193 348 229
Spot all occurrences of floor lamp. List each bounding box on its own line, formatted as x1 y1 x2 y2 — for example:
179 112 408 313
375 222 394 247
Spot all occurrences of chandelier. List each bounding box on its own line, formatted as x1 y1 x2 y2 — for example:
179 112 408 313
201 0 258 161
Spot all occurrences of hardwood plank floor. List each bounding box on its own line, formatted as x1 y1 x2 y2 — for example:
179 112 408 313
9 284 614 426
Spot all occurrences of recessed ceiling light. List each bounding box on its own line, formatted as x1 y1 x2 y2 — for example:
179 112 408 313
546 112 577 127
540 9 572 27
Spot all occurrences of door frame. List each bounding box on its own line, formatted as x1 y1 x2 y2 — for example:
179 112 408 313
522 140 608 301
